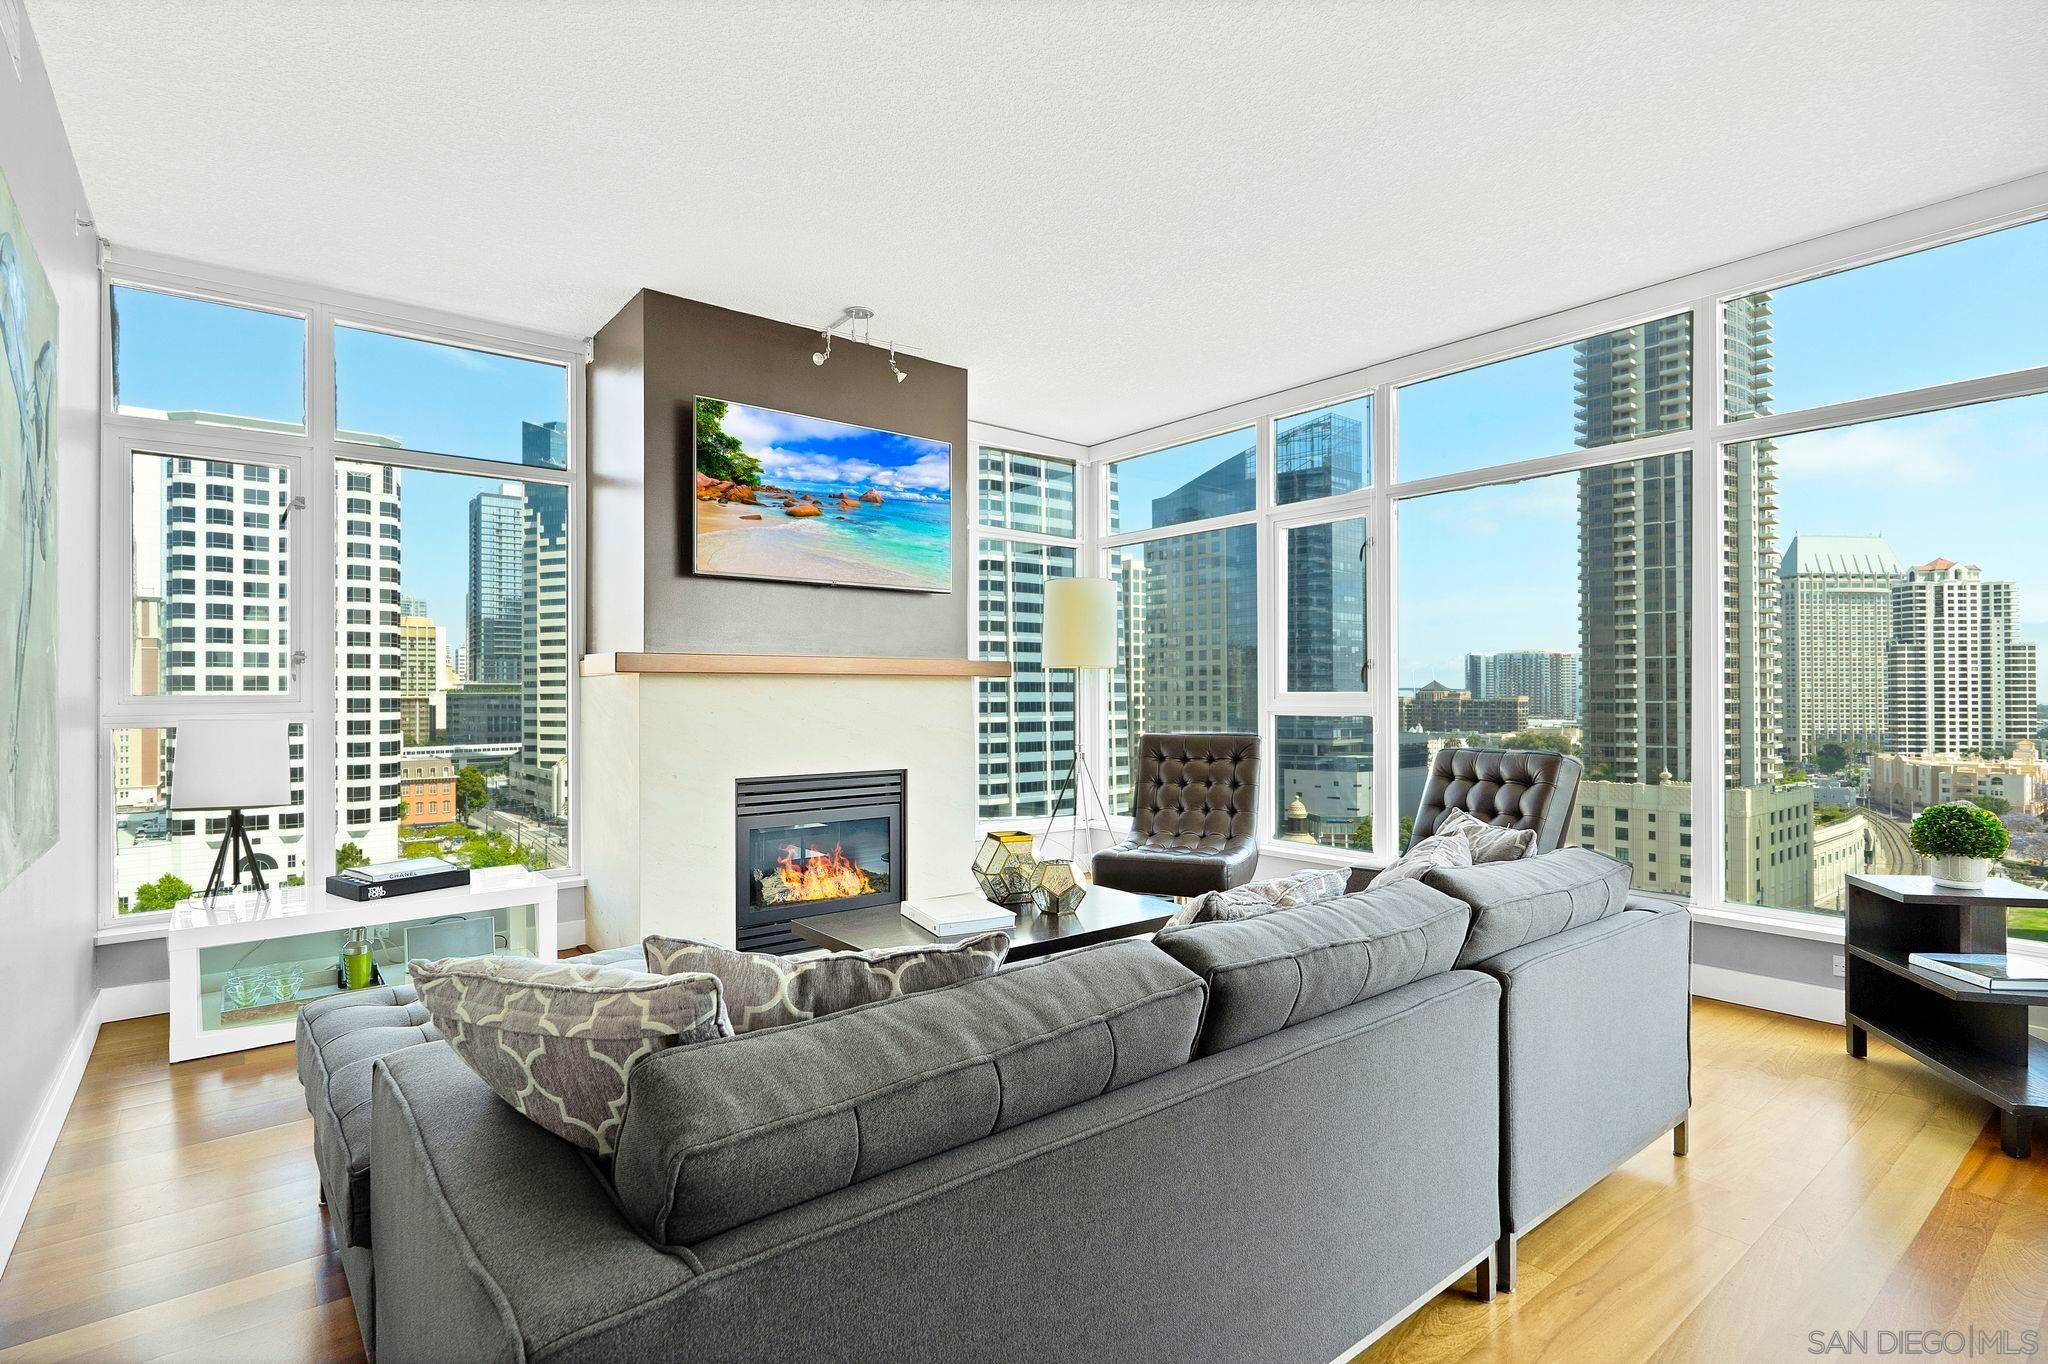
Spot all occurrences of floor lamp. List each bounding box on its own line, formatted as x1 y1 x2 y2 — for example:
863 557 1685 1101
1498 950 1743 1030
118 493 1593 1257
1040 577 1118 868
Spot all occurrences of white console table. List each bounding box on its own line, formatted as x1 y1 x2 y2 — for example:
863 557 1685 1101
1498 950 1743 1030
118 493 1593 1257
167 867 559 1062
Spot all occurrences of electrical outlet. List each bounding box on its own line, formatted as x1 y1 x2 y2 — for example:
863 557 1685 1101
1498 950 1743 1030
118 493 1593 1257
1832 954 1846 978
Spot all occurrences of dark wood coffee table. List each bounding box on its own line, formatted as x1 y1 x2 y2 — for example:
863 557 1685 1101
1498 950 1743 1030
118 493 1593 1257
792 884 1177 962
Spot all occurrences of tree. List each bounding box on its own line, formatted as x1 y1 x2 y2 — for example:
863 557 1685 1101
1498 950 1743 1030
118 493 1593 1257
1349 815 1416 850
1813 743 1850 775
133 873 194 913
335 841 369 871
1502 731 1573 756
1968 794 2012 816
693 398 765 487
456 766 489 824
284 874 305 888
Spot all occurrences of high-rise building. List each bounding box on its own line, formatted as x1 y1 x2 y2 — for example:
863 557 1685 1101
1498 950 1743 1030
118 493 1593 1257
1107 552 1149 804
1779 534 1901 762
511 487 571 819
466 484 525 684
1886 559 2039 755
334 461 407 863
522 420 567 470
1278 414 1367 693
1464 650 1581 723
1577 306 1781 788
975 545 1074 819
399 613 445 745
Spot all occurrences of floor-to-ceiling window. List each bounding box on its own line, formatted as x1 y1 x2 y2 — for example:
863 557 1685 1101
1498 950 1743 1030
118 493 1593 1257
1033 194 2048 951
100 270 580 921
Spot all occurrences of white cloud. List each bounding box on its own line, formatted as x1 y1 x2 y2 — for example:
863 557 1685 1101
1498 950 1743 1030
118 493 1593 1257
758 446 951 493
721 403 869 450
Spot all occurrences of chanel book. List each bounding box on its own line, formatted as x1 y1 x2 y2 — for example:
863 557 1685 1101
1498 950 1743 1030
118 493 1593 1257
325 857 472 902
1907 953 2048 992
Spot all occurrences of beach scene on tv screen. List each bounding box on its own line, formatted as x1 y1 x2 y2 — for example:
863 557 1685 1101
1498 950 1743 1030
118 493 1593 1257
692 397 953 592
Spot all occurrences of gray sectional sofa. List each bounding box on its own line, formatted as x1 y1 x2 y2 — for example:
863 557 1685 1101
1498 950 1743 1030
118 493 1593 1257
298 843 1691 1363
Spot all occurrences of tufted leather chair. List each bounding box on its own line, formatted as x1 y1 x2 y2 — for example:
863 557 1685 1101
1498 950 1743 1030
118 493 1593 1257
1091 733 1260 899
1411 746 1582 851
1343 747 1583 894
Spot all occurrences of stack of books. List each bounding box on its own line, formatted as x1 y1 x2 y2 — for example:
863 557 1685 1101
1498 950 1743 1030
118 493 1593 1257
1906 952 2048 992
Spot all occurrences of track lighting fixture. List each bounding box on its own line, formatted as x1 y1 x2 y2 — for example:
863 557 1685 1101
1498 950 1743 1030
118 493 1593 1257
809 305 911 384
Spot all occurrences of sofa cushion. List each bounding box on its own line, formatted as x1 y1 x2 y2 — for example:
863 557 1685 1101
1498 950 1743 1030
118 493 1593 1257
1425 846 1632 967
1436 807 1537 864
413 956 732 1155
1151 880 1471 1055
610 938 1204 1246
294 986 437 1248
1162 867 1350 929
641 931 1008 1033
577 945 649 970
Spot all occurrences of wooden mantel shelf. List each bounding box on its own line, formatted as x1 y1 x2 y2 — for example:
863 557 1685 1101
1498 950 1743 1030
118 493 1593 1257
581 652 1011 679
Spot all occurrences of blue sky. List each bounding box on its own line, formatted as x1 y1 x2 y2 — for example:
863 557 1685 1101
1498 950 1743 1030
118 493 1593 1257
112 215 2047 686
716 400 951 499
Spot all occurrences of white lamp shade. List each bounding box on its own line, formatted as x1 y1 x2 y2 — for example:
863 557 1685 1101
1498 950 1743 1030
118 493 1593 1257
170 720 294 810
1044 577 1118 670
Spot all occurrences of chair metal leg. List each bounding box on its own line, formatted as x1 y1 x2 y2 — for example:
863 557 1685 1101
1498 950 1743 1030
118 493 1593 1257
1673 1117 1689 1157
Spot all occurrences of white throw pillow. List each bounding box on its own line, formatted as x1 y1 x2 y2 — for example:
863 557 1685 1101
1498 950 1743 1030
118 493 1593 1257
1371 830 1475 886
1435 807 1537 864
1162 867 1350 929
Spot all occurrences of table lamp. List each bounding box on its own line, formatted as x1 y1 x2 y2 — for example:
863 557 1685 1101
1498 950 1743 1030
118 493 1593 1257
170 719 294 899
1039 576 1119 866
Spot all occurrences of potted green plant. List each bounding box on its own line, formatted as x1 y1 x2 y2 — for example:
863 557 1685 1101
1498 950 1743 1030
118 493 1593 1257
1908 801 2009 889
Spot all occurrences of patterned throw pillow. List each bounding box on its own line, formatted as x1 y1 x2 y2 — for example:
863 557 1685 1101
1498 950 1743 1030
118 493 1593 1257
1162 867 1351 929
411 956 730 1156
1371 830 1475 886
641 932 1009 1033
1435 807 1538 864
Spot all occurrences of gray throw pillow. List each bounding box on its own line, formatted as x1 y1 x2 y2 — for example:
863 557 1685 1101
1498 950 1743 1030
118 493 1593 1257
1163 867 1350 929
1435 807 1538 864
411 956 731 1156
642 932 1009 1033
1372 829 1474 886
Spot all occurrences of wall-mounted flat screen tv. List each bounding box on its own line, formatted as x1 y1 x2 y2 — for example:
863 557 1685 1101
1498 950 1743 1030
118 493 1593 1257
690 396 953 594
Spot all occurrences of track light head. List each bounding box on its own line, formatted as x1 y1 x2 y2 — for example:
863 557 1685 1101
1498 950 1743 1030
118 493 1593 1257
813 351 827 366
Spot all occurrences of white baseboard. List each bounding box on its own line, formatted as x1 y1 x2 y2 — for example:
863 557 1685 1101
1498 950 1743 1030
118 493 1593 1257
1692 963 1845 1024
559 918 585 951
0 997 103 1277
98 978 169 1022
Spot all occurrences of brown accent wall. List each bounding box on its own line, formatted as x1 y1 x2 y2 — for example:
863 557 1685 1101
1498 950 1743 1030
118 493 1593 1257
587 290 970 658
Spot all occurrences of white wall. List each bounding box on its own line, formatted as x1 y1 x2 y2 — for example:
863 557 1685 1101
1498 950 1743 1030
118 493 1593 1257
0 1 103 1257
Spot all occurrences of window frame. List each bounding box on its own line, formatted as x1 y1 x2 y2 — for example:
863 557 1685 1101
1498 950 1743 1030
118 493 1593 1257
96 250 586 931
1062 175 2048 935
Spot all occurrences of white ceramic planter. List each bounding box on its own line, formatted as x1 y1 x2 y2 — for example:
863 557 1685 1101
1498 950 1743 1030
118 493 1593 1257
1929 854 1991 889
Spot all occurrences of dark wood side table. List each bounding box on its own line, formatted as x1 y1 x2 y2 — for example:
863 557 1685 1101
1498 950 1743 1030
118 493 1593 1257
1843 873 2048 1158
792 885 1178 962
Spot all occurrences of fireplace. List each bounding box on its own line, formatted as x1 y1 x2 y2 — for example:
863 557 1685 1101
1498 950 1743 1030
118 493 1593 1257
734 770 906 954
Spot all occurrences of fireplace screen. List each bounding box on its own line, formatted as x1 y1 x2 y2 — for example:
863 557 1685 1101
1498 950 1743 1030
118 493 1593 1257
747 815 893 909
734 770 907 953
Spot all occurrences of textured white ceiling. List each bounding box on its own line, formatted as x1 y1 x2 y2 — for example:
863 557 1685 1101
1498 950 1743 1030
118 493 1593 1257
30 1 2048 444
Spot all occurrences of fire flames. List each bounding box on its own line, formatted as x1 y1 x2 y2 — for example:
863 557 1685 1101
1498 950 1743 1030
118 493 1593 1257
768 842 876 904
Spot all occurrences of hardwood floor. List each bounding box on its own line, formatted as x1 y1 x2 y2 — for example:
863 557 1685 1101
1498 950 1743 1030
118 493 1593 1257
0 997 2038 1362
1356 999 2047 1364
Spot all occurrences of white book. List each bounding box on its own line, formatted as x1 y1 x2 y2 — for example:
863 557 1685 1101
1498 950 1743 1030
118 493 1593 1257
901 899 1016 937
1907 952 2048 992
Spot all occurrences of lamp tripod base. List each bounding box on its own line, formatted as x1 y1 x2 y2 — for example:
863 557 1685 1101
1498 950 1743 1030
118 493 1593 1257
1041 747 1116 871
201 808 268 899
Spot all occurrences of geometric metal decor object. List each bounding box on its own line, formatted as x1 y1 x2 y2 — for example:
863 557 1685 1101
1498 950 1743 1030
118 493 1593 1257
972 830 1039 909
1028 858 1085 916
